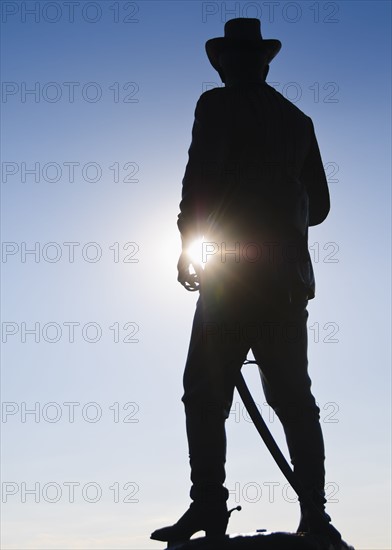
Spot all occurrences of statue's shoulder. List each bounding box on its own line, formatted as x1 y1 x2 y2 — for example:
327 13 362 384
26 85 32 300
194 87 228 119
265 83 311 122
198 86 226 103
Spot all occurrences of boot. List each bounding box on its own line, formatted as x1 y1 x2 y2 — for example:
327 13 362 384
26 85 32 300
150 500 240 543
297 489 332 534
296 489 353 550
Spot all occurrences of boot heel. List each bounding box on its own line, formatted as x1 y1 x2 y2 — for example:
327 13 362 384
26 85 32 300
204 505 241 537
204 514 228 537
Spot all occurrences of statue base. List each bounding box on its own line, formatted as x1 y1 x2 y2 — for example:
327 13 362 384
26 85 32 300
163 530 355 550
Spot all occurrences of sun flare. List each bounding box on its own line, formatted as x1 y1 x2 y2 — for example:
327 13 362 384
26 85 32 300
187 237 206 272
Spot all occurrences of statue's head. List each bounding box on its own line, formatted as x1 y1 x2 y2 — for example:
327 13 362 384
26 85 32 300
205 18 281 83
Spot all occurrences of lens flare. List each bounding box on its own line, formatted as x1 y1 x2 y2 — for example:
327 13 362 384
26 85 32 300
187 237 206 271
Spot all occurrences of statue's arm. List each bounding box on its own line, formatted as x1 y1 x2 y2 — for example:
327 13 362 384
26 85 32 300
301 118 331 226
176 93 214 290
177 93 216 250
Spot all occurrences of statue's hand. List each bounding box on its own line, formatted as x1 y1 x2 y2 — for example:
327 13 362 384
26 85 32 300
177 251 200 292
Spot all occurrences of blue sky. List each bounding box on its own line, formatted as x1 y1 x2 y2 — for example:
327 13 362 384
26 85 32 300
1 1 391 549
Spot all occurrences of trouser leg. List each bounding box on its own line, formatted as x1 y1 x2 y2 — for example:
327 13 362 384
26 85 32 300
250 296 327 523
181 285 250 504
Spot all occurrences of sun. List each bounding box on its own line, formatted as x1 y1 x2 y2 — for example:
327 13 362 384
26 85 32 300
187 237 206 272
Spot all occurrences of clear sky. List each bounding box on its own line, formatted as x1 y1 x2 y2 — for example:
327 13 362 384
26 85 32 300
1 1 391 549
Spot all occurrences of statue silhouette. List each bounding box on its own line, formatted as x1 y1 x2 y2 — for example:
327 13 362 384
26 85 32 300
151 18 342 549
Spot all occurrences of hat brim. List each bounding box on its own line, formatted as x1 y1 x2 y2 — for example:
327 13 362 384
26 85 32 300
206 37 282 79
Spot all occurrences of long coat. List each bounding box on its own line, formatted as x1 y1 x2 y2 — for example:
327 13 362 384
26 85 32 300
177 83 330 300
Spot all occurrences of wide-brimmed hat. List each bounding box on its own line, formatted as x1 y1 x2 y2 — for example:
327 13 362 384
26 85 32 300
206 18 281 78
